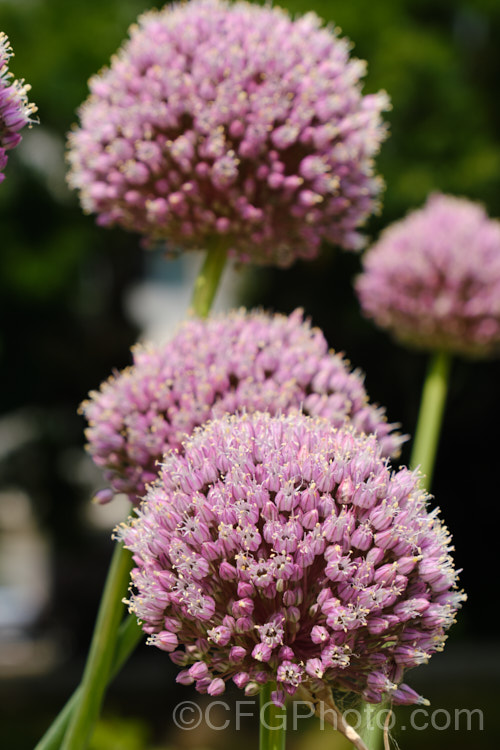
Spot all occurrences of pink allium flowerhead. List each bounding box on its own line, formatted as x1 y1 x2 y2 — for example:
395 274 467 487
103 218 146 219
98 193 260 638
67 0 389 266
81 309 404 504
118 411 465 706
0 32 37 183
356 193 500 357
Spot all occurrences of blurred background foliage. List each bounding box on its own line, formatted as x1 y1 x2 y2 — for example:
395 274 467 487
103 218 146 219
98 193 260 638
0 0 499 748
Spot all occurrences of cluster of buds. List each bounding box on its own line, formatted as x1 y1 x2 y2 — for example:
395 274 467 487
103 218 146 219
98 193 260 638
356 193 500 358
119 412 464 706
67 0 389 266
81 309 404 503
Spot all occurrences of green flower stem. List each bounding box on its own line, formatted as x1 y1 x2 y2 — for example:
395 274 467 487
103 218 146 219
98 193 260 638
110 611 144 672
39 242 230 750
357 351 452 750
190 240 229 318
260 684 287 750
35 616 143 750
410 350 452 490
359 702 386 750
59 542 134 750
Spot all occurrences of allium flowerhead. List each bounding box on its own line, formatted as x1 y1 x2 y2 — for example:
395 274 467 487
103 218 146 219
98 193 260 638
67 0 389 266
0 32 37 183
81 309 404 503
119 411 464 705
356 193 500 357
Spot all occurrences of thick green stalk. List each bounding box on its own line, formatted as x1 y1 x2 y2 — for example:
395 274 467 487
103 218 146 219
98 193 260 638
260 684 286 750
357 352 452 750
410 350 452 490
60 542 134 750
110 611 144 672
34 617 143 750
42 242 230 750
190 240 228 318
359 702 386 750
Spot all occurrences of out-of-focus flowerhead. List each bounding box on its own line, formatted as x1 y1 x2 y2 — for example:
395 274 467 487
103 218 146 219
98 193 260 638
356 193 500 357
119 411 464 705
67 0 389 266
0 32 37 183
81 309 404 504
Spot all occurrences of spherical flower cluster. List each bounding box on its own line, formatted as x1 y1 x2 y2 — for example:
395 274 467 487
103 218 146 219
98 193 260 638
0 32 36 183
119 411 464 706
67 0 389 266
356 193 500 357
82 309 404 504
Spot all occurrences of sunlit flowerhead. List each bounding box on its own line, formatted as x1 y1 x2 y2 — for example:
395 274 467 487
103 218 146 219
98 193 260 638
356 193 500 357
67 0 389 266
118 411 464 706
0 32 37 183
81 309 404 504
